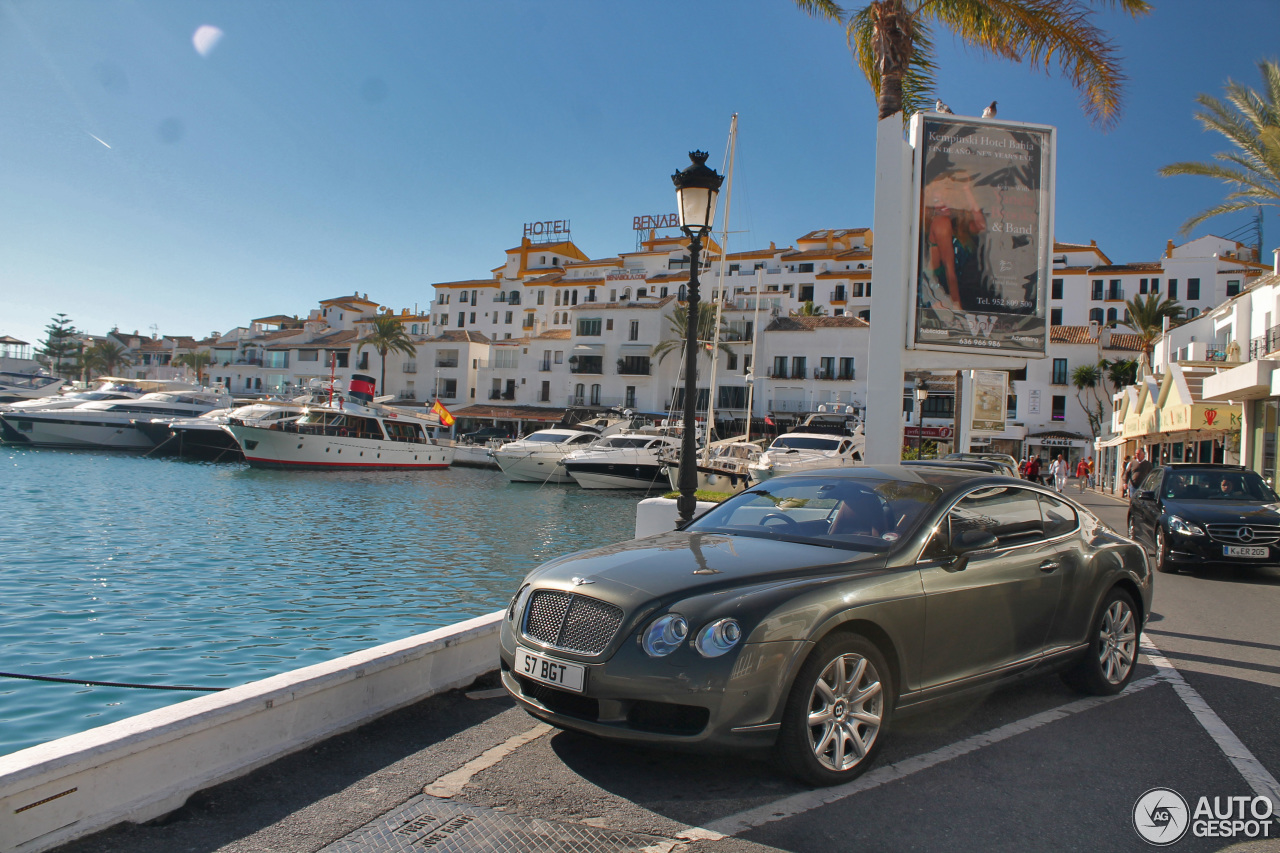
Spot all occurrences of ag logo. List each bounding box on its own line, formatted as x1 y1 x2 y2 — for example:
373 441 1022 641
1133 787 1190 845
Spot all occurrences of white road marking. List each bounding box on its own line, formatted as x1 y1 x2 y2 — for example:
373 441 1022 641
1142 635 1280 808
703 676 1157 837
424 723 553 798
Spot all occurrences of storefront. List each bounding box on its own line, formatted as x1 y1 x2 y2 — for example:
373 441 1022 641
1025 431 1090 468
1153 366 1239 466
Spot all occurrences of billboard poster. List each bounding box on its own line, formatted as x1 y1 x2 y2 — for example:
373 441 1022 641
970 369 1009 434
910 115 1054 356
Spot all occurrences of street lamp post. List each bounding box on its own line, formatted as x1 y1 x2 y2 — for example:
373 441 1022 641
915 385 929 456
672 150 724 523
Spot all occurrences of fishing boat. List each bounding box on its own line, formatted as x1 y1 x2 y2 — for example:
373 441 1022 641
0 385 231 449
661 438 763 494
223 374 454 470
747 424 865 482
562 429 681 490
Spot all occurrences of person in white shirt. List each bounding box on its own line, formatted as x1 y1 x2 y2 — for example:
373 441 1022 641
1051 454 1069 493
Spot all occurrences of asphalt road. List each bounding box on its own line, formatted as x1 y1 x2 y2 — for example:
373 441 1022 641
59 487 1280 853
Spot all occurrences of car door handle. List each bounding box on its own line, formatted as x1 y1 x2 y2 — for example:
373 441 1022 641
1038 560 1061 572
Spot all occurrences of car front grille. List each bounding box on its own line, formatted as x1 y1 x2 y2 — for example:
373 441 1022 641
522 590 623 656
1204 523 1280 545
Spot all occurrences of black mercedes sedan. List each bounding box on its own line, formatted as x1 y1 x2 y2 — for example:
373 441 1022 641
500 466 1152 785
1127 463 1280 573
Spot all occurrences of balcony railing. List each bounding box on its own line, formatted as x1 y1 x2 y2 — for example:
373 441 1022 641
830 290 846 302
434 359 458 368
1249 325 1280 360
838 369 856 380
566 394 623 407
814 368 835 380
539 362 552 372
767 399 810 413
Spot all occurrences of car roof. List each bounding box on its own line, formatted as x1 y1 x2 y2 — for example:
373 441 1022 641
769 464 1018 488
1160 463 1247 470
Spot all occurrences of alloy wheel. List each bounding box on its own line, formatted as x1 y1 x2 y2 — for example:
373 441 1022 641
805 652 883 772
1097 599 1137 685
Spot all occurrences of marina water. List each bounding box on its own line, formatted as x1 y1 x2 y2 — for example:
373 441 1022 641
1 448 642 756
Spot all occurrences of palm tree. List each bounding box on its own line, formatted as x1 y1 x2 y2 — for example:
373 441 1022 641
357 314 417 393
88 341 133 377
790 301 828 317
172 351 210 385
1158 60 1280 236
1122 294 1185 370
652 303 734 364
814 0 1149 125
1072 362 1106 446
1107 358 1139 390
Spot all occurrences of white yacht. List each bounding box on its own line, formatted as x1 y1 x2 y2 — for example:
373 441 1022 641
747 425 865 482
563 431 681 490
491 428 603 483
0 371 63 402
136 401 308 461
0 386 231 449
223 375 453 470
0 377 175 415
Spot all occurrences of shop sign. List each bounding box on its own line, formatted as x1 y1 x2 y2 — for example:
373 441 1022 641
970 370 1008 433
1028 389 1041 415
1037 437 1075 447
914 425 954 439
908 115 1055 356
606 272 646 281
1161 403 1241 433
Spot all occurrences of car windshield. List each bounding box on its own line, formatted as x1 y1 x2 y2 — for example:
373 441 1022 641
772 436 841 451
687 477 943 551
1163 469 1279 502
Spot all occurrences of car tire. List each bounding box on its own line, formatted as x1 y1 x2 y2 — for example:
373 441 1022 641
1061 587 1140 696
1127 514 1140 546
1154 526 1176 574
776 633 892 786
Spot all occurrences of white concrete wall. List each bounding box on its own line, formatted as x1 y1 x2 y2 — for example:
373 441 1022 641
635 497 721 538
0 611 502 853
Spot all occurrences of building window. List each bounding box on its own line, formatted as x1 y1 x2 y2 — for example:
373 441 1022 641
1226 279 1240 297
798 263 814 273
577 318 602 336
791 356 807 380
1052 358 1068 385
1139 279 1148 295
624 386 636 408
743 354 752 375
727 351 738 370
799 284 815 301
606 319 614 331
540 380 550 402
504 312 513 324
1188 307 1201 319
590 384 602 405
1168 279 1178 300
772 356 787 378
629 320 639 341
1050 308 1063 326
1107 280 1123 300
1089 307 1104 324
1051 395 1066 421
469 312 475 324
839 357 855 380
1151 278 1160 293
718 385 747 408
1091 280 1103 300
1107 307 1119 324
1051 278 1063 300
460 291 469 304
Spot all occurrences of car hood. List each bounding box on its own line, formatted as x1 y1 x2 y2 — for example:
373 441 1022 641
526 531 888 603
1162 499 1280 525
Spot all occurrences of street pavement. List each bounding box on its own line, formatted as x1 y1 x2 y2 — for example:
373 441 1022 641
58 485 1280 853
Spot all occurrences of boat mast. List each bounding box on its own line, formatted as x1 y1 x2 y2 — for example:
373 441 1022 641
745 267 763 443
702 113 737 463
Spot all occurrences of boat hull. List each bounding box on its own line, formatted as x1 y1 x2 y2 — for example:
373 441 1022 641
0 413 153 449
226 424 454 470
493 451 574 483
564 461 667 490
453 443 499 469
662 463 754 494
149 424 244 461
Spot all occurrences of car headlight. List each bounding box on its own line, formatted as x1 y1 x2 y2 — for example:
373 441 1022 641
507 584 530 622
641 614 688 657
693 618 742 658
1167 515 1206 537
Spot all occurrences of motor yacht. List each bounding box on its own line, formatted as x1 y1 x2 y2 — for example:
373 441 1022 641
492 428 604 483
0 386 232 449
223 375 453 470
661 438 764 494
747 424 865 482
136 401 308 461
0 370 63 403
562 430 681 490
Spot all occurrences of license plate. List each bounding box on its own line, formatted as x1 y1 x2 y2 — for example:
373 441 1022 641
515 648 585 692
1225 545 1269 558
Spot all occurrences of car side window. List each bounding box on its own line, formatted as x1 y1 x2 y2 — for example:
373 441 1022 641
1039 493 1078 538
951 487 1045 548
919 515 951 560
1140 468 1162 494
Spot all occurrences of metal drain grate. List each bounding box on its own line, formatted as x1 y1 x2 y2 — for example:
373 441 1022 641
319 793 670 852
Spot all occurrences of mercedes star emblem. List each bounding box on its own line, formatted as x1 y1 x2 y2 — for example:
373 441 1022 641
1237 527 1254 542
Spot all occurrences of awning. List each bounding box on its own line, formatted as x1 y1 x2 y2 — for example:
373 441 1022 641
1097 435 1127 448
619 344 652 355
573 343 604 352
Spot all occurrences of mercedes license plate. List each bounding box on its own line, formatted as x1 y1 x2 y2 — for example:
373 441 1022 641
515 648 585 692
1224 545 1269 558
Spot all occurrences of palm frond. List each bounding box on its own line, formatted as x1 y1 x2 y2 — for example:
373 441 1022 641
791 0 846 22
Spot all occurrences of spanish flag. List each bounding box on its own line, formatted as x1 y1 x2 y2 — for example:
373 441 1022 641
430 399 455 427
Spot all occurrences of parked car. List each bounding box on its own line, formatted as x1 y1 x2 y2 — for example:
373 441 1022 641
461 425 513 444
942 452 1019 478
500 466 1151 785
1126 463 1280 573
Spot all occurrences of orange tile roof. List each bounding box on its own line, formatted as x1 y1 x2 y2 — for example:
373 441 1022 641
535 329 571 340
765 315 870 331
433 279 500 289
1050 325 1143 352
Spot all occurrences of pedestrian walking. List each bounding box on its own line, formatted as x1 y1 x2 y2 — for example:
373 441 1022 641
1019 456 1031 479
1121 455 1132 497
1075 457 1090 493
1051 454 1068 493
1127 449 1152 503
1027 455 1041 486
1086 456 1096 489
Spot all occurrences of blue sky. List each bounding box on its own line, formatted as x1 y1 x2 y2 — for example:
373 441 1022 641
1 0 1276 349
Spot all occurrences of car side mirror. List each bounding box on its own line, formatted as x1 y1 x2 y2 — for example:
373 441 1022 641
1138 489 1155 501
952 530 999 555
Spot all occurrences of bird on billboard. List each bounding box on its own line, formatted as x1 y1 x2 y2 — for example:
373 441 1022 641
982 100 998 118
935 99 954 114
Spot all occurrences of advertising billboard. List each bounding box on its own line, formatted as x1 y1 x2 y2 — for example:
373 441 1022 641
970 369 1009 434
909 114 1055 356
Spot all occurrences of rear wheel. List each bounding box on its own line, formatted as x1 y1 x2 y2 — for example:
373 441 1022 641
776 633 891 786
1127 514 1139 544
1154 526 1176 573
1062 587 1140 695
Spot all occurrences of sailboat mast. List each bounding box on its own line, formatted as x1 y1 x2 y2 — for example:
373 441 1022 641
745 268 763 443
703 113 737 462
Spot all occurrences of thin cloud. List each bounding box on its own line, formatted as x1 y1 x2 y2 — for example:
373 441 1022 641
193 25 223 58
87 132 111 149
